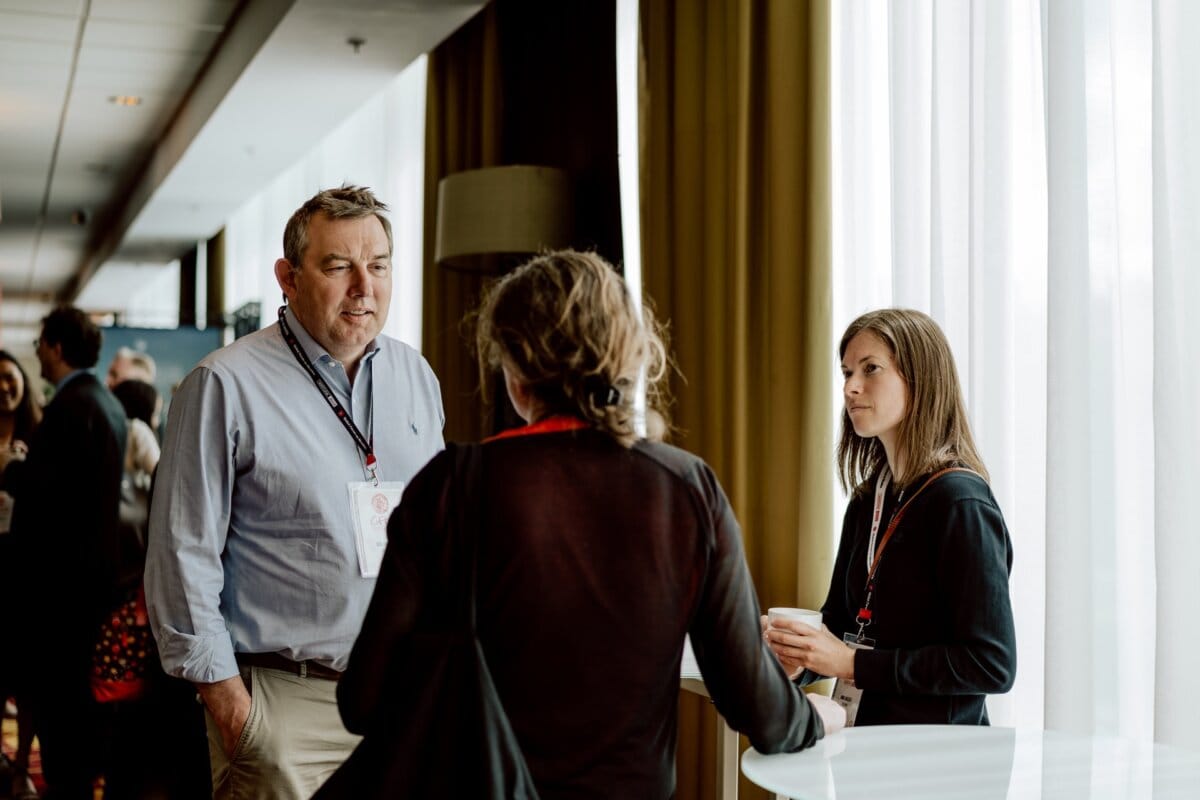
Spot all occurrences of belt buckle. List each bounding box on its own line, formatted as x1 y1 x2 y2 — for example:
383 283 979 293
298 661 308 679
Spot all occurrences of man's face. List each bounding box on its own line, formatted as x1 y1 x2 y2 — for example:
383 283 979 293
275 213 392 368
34 331 56 383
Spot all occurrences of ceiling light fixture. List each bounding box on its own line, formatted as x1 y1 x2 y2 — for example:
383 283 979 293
109 95 142 106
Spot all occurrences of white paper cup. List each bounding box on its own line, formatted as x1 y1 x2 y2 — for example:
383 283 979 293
767 607 823 630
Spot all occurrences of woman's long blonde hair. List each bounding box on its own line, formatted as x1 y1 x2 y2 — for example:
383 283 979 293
473 249 671 446
836 308 987 493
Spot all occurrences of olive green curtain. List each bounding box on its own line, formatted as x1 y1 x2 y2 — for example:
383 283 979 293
638 1 833 798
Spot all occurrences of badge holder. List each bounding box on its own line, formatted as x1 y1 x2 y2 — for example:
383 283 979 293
348 480 405 578
831 608 876 727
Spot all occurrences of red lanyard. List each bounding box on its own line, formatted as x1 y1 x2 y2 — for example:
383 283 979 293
854 466 977 641
484 415 589 442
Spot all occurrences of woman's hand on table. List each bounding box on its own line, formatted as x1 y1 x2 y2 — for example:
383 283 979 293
806 692 847 736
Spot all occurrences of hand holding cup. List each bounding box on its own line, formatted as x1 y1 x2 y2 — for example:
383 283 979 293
764 607 855 681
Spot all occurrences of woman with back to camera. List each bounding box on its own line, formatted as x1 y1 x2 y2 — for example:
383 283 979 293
0 350 42 799
765 308 1016 726
335 250 843 798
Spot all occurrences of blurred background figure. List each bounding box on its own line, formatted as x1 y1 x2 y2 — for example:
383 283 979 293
99 376 211 800
0 350 42 799
105 348 156 391
0 308 128 798
112 380 161 485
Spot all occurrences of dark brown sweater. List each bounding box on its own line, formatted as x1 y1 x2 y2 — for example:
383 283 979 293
339 427 822 799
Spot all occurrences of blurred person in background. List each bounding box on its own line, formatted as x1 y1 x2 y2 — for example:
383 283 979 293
0 350 42 799
0 308 128 799
105 348 155 391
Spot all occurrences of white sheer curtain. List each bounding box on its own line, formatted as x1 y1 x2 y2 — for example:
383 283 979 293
1150 0 1200 749
833 0 1199 748
222 56 428 348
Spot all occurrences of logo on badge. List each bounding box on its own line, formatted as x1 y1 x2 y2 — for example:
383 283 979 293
371 493 390 514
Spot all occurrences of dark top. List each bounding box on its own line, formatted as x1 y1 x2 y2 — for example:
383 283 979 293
339 428 823 799
813 469 1016 725
5 372 127 658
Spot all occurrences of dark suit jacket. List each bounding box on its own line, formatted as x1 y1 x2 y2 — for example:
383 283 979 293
5 370 128 662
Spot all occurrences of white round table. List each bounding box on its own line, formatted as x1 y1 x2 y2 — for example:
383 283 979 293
741 724 1200 799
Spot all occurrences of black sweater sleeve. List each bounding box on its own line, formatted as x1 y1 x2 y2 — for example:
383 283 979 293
687 464 824 753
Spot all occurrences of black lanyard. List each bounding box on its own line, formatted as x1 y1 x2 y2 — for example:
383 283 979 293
277 305 378 484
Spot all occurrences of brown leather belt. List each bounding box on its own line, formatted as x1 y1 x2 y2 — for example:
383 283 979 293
235 652 342 681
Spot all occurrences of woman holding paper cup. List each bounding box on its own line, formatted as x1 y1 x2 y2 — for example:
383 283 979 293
765 309 1016 726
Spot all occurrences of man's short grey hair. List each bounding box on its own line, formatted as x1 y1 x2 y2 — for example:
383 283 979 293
281 185 393 268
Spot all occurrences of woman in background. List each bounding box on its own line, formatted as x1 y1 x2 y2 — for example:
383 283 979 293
335 250 842 798
0 350 42 799
111 378 161 484
765 308 1016 726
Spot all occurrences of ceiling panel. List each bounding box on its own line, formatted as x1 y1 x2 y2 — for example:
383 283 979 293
73 49 208 88
0 0 484 362
89 0 236 27
0 9 79 43
0 234 36 269
0 1 81 13
82 18 223 52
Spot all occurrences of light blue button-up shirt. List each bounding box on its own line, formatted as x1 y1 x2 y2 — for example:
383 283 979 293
145 307 444 683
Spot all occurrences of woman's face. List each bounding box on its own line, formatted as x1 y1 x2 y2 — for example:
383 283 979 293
0 360 26 415
841 330 908 455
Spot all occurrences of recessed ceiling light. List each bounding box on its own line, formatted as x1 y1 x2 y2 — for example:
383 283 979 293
109 95 142 106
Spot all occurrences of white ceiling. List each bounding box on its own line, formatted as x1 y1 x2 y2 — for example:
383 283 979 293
0 0 483 358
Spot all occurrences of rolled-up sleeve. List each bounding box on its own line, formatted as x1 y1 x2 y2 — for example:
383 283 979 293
144 367 239 684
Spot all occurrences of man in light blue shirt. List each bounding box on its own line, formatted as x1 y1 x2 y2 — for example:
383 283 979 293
145 186 444 799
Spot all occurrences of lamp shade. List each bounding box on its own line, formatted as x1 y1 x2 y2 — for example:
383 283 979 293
435 165 573 270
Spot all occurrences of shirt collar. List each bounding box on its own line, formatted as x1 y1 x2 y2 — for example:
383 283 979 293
282 305 382 369
56 368 89 392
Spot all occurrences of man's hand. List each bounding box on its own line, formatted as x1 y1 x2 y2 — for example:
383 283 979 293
197 675 252 757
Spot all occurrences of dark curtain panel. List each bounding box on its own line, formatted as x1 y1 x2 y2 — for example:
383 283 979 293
422 0 622 441
422 3 502 445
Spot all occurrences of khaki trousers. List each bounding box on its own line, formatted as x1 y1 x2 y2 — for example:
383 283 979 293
205 666 361 800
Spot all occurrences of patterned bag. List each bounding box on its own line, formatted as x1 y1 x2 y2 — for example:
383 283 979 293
91 586 155 703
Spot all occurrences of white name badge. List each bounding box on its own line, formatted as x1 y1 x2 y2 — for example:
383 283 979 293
832 634 875 727
347 481 405 578
0 491 13 534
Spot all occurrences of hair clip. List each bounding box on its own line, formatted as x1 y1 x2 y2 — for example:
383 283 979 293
594 386 621 407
